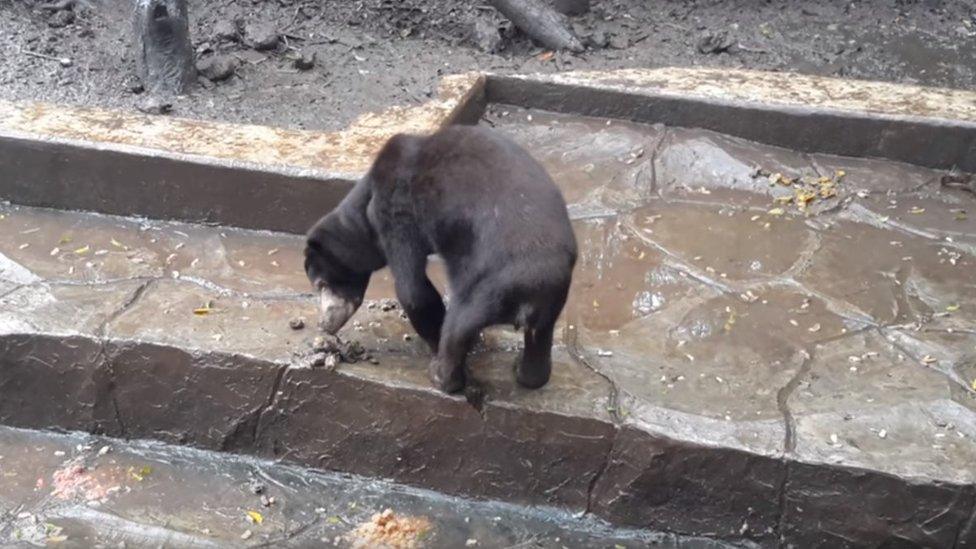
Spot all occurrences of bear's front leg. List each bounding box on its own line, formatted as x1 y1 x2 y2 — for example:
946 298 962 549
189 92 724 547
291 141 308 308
379 230 445 353
395 276 445 353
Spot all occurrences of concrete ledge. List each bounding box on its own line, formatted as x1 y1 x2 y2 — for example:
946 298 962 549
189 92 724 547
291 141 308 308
0 73 485 233
0 332 615 519
2 68 974 234
486 68 976 171
3 329 973 547
0 138 356 234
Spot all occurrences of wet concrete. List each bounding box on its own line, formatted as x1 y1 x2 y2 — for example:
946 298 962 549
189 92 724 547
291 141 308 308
0 426 739 548
488 106 976 546
487 69 976 172
5 68 976 237
0 73 483 233
1 107 975 545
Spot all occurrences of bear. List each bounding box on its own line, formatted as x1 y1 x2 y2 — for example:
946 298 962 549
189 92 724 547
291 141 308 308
304 125 577 393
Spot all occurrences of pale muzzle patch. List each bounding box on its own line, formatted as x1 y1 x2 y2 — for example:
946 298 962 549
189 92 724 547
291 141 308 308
318 287 358 335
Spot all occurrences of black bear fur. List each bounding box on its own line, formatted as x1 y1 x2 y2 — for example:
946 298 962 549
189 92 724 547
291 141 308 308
305 125 577 393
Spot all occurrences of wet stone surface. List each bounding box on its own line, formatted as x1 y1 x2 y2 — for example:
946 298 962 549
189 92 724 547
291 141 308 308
1 107 975 544
486 106 976 542
0 426 739 548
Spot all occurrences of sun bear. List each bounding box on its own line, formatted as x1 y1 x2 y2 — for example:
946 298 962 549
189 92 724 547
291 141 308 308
304 125 576 393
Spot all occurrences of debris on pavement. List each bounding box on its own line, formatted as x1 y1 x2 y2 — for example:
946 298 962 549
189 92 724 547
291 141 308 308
346 509 432 549
311 333 367 368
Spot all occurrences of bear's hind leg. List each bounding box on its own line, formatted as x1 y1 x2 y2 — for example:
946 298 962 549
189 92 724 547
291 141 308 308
516 319 556 389
516 282 570 390
429 291 499 393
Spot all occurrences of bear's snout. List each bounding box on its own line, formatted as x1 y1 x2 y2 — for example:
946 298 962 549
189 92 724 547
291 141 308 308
318 287 358 335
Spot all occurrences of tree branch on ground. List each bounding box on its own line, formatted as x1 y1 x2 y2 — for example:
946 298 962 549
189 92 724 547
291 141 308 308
40 0 76 12
488 0 584 52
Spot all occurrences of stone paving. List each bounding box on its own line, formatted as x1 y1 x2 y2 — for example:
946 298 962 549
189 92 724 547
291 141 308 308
484 107 976 545
488 106 976 478
1 107 975 545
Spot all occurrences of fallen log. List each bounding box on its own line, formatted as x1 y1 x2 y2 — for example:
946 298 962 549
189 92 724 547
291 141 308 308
488 0 584 52
133 0 195 95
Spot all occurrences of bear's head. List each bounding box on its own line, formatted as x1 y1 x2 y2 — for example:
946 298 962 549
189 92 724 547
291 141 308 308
304 228 369 335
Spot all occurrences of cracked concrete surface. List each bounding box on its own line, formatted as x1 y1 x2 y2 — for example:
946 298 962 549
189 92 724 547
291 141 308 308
1 105 975 545
486 106 976 545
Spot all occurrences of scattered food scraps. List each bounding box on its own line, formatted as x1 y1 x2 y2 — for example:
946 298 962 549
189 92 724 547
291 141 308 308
346 509 432 549
193 300 216 316
129 465 152 481
723 309 736 332
246 510 263 525
312 334 366 367
248 479 266 494
536 51 555 62
51 459 118 501
753 167 845 213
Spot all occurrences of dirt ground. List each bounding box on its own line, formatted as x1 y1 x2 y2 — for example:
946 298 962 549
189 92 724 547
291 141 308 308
0 0 974 132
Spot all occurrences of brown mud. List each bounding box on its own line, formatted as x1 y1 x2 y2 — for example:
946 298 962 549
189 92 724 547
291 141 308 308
1 0 974 132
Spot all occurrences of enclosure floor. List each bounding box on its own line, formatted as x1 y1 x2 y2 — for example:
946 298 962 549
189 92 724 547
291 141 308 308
1 109 975 544
486 107 976 479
